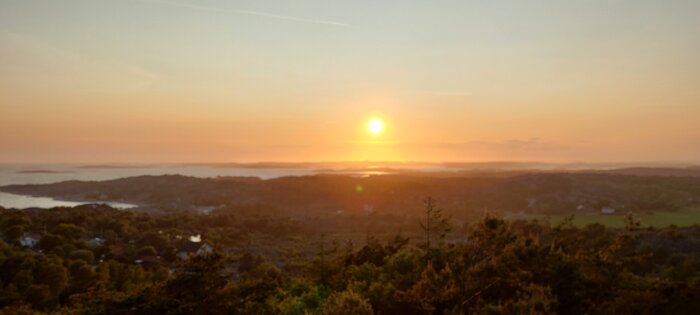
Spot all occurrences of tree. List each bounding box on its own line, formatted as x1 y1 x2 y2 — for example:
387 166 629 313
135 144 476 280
36 260 68 296
159 252 233 313
67 260 97 294
3 225 24 245
69 249 95 264
420 197 451 249
52 224 86 241
137 246 157 257
24 284 51 309
161 245 178 262
322 290 373 315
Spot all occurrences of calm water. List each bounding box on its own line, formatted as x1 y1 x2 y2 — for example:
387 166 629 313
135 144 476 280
0 192 137 209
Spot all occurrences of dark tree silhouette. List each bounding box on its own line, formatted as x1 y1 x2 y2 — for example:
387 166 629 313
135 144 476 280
420 197 451 249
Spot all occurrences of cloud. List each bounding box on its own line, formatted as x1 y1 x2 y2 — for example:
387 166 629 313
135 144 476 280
141 0 351 27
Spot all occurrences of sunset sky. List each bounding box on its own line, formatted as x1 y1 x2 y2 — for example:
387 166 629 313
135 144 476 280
1 0 699 163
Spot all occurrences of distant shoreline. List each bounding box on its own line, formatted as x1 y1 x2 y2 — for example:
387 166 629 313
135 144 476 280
17 169 75 174
0 190 137 210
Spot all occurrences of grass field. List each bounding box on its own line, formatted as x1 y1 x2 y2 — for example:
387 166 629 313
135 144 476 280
507 207 700 228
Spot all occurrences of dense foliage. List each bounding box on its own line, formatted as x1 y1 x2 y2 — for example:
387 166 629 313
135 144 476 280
1 203 700 314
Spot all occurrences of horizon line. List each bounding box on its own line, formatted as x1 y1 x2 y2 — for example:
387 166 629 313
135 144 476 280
1 160 698 167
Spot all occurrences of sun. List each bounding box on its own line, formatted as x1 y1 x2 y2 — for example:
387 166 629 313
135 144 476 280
368 119 383 135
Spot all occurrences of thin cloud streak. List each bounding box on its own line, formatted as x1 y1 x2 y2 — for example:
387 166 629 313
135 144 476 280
141 0 351 27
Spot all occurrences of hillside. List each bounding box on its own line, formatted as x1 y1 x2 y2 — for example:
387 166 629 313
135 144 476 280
3 172 700 219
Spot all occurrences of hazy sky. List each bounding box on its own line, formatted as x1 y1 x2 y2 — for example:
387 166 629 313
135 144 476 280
1 0 699 163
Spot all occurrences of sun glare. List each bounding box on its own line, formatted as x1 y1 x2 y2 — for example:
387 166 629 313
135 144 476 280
368 119 383 135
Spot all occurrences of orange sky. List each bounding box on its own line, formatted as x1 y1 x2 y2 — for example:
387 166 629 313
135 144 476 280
1 0 699 163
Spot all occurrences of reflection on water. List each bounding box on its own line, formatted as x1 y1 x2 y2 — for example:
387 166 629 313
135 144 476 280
0 192 136 209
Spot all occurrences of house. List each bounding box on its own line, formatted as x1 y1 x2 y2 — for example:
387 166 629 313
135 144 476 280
20 233 41 248
601 207 616 215
176 241 213 260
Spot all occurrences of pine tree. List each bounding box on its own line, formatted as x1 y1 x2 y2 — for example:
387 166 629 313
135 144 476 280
420 197 451 249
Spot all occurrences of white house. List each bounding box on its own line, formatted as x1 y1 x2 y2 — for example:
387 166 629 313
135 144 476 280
20 234 41 248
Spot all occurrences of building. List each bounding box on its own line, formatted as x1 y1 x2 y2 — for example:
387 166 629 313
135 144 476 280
176 241 213 260
20 233 41 248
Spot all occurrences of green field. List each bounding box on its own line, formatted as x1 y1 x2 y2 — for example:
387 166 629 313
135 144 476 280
507 207 700 228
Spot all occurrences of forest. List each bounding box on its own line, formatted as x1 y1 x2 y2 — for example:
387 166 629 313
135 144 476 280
1 198 700 314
